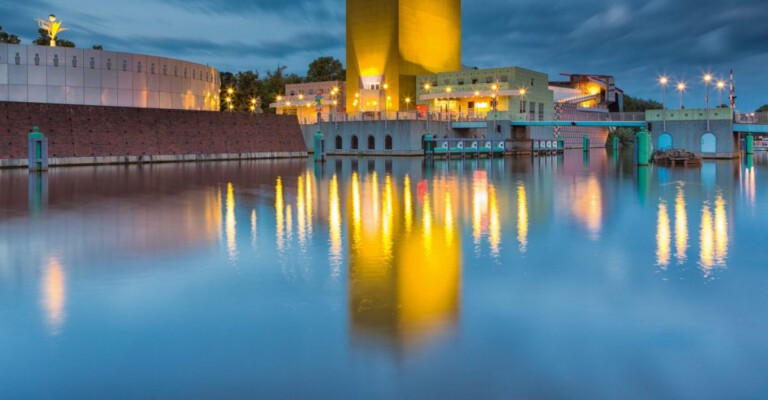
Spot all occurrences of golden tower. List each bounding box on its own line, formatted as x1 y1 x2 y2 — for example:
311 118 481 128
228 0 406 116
346 0 462 113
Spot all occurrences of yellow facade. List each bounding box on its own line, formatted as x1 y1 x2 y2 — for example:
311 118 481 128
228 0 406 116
346 0 461 113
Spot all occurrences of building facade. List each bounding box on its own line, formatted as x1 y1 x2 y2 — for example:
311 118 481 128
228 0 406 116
271 80 345 124
0 44 220 111
346 0 461 114
416 67 554 122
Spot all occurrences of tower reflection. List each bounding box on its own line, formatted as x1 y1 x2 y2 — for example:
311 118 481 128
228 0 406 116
349 174 461 352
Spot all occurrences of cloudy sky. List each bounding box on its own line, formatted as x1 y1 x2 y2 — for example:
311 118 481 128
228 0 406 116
2 0 766 110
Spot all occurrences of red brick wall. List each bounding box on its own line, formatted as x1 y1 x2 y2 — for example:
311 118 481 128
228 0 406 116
0 102 306 160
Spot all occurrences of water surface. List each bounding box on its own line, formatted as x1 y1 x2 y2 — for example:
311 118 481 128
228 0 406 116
1 151 767 399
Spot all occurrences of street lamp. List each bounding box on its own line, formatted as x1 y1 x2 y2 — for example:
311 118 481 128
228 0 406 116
519 88 527 120
716 80 726 108
677 82 686 110
660 76 669 131
405 97 411 112
424 83 431 132
704 73 712 131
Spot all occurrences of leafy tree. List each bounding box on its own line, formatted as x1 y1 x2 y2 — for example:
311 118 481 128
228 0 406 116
33 28 75 47
92 44 103 50
306 56 344 82
623 94 662 112
756 104 768 113
0 26 21 44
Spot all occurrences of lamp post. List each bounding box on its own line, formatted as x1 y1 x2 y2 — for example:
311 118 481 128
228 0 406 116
716 80 725 109
520 88 527 120
405 97 411 113
677 82 686 110
424 83 431 133
704 74 712 131
660 76 668 131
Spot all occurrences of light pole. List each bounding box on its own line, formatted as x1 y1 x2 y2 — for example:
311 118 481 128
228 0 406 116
677 82 686 110
382 83 389 122
716 80 725 110
660 76 668 131
520 88 527 120
424 83 431 133
405 97 411 113
445 87 452 120
704 74 712 131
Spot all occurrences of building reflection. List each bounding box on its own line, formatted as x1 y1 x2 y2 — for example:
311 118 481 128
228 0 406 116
349 173 461 352
568 176 603 240
41 256 66 336
225 183 237 261
517 182 529 254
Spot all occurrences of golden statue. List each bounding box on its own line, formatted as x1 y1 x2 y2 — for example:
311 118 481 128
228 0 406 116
36 14 68 47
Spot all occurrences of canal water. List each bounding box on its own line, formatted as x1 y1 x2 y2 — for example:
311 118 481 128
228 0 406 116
1 150 766 399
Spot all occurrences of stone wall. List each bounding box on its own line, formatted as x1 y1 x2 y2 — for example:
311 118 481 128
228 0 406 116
0 102 307 167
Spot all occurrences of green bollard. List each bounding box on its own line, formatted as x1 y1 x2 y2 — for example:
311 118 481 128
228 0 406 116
313 130 325 163
746 134 754 155
28 126 48 171
612 135 619 151
424 133 433 157
635 127 651 166
583 135 589 152
746 154 754 169
557 135 564 152
637 166 650 205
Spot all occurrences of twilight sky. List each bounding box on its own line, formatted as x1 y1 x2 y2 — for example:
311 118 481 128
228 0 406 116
2 0 766 110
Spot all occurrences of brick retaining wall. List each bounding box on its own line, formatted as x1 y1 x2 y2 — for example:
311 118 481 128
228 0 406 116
0 102 307 167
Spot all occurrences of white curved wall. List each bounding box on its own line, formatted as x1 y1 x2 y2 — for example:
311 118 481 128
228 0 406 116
0 44 220 111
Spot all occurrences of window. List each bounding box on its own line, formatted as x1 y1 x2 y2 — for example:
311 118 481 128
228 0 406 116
443 79 450 85
290 90 295 96
485 77 493 83
184 68 188 78
34 53 40 66
137 62 142 73
15 52 20 65
368 135 376 150
500 75 509 83
151 63 155 74
431 81 438 87
458 79 465 85
72 56 77 68
308 89 314 95
472 78 478 84
529 102 536 118
107 58 112 70
335 135 342 150
351 135 359 150
122 60 128 71
90 57 95 69
385 135 393 150
520 100 526 113
531 78 535 86
53 54 59 67
192 70 196 79
174 66 178 76
538 103 544 121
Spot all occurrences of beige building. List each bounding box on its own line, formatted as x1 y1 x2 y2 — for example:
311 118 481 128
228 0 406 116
416 67 554 121
271 81 345 124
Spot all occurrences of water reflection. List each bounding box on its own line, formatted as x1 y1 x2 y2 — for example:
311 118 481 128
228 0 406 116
569 176 603 240
225 183 237 261
517 182 529 254
41 256 66 336
674 185 689 265
275 177 285 252
349 172 461 351
657 201 671 268
328 174 342 276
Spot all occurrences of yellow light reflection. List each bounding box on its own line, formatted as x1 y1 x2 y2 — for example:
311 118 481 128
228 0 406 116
674 185 688 264
488 185 500 258
305 172 314 237
275 177 285 252
41 256 66 336
445 192 454 245
297 176 306 247
250 209 257 249
472 171 488 250
657 201 671 268
423 193 433 255
744 166 756 207
517 182 528 253
700 202 715 274
382 176 395 259
714 192 728 266
404 175 413 233
351 172 362 248
329 174 342 274
286 204 293 243
225 183 237 261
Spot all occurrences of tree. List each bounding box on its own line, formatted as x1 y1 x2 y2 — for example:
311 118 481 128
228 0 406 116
33 28 75 47
623 94 662 112
92 45 103 50
756 105 768 113
0 26 21 44
306 56 344 82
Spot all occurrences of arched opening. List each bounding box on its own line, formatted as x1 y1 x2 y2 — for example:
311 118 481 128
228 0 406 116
701 133 717 153
385 135 393 150
658 133 673 151
368 135 375 150
335 135 342 150
351 135 359 150
421 135 426 150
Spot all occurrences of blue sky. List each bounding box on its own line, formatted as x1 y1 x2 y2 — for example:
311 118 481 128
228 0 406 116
2 0 766 110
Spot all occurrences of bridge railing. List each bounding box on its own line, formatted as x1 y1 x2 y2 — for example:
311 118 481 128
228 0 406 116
735 112 768 125
302 110 648 125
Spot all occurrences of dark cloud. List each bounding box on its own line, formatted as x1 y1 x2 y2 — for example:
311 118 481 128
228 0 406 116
1 0 766 109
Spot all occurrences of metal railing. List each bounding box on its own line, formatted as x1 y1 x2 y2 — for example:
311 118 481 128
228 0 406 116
299 110 649 125
735 112 768 124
